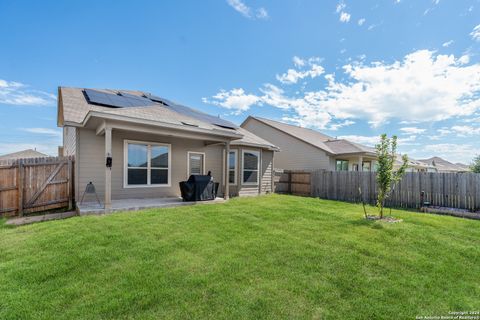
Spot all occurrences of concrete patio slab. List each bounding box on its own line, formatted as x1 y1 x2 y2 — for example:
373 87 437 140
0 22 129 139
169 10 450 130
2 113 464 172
77 197 226 215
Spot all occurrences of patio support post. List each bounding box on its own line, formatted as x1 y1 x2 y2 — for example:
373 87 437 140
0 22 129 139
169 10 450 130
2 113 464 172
358 155 363 172
224 141 230 200
105 127 112 210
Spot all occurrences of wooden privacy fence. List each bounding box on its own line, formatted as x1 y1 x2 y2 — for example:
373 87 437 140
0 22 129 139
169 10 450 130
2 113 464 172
275 170 480 211
274 170 311 196
0 156 74 217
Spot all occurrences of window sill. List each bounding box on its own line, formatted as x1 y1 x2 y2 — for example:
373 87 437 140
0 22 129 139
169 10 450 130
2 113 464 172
123 184 171 189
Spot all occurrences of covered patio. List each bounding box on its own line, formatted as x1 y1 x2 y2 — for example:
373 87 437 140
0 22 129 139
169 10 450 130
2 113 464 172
77 197 226 215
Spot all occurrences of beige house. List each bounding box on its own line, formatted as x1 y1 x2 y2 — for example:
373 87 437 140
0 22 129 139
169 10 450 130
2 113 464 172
241 116 376 172
58 87 278 210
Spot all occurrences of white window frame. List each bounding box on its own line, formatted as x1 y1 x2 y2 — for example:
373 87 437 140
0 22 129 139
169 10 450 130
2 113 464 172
123 139 171 188
186 151 206 178
241 149 260 186
228 149 237 185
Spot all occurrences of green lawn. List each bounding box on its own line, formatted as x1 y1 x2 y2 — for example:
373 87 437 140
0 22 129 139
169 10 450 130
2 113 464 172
1 195 479 319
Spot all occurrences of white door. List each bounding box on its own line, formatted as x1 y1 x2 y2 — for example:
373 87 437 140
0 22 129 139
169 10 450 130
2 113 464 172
188 152 205 176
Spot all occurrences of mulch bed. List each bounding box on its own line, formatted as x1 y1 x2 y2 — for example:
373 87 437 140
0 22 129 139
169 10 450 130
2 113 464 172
365 215 403 223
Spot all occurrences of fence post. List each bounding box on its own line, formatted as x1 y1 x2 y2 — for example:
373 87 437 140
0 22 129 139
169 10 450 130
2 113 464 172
17 160 24 216
67 159 73 210
287 171 292 194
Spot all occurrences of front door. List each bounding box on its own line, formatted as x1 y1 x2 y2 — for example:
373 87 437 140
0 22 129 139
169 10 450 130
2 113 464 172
188 152 205 176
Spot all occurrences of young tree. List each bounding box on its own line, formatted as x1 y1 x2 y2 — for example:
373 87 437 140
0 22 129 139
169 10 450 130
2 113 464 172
375 134 409 218
470 155 480 173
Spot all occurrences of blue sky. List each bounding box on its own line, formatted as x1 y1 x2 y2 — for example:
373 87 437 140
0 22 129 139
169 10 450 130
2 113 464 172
1 0 479 163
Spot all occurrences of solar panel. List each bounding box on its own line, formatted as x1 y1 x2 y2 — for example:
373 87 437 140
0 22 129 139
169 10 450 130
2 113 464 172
85 89 238 129
143 93 238 129
84 89 155 108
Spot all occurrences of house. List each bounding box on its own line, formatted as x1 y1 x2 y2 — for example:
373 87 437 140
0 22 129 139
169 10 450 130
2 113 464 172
0 149 48 161
418 156 470 173
57 87 279 210
395 155 437 173
241 116 377 171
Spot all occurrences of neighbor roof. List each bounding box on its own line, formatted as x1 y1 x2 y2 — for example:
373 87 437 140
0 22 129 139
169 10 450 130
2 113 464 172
232 127 280 151
0 149 48 160
243 116 375 156
418 156 470 172
58 87 278 151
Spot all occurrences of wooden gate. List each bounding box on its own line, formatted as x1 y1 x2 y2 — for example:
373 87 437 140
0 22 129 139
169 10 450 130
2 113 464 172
0 156 74 217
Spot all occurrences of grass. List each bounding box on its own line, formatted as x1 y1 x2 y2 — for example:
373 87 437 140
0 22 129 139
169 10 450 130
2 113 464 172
1 194 479 319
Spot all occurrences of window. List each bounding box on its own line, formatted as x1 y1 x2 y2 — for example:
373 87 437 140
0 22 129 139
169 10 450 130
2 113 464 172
228 150 237 185
187 152 205 176
124 140 170 187
242 150 260 185
336 160 349 171
362 161 371 171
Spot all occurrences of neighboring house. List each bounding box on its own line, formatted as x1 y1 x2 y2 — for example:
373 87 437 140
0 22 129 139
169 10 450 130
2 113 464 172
395 155 437 173
58 87 279 209
0 149 48 161
241 116 377 171
418 157 470 173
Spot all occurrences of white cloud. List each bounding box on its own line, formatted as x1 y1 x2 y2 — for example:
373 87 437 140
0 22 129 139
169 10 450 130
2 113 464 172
442 40 454 47
358 18 366 26
421 143 479 163
313 50 480 127
458 54 470 64
337 135 379 146
400 127 427 135
471 24 480 41
20 128 62 137
202 88 261 114
450 125 480 136
226 0 250 17
433 0 440 5
256 7 269 19
336 1 350 23
0 79 55 106
205 49 480 129
293 56 305 68
339 12 351 23
276 63 324 85
226 0 268 20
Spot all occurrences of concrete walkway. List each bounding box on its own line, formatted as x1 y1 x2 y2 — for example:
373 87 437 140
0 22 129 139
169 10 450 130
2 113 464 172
6 211 77 226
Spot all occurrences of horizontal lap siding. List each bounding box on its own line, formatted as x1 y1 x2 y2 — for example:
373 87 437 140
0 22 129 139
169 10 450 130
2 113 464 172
229 147 273 197
242 118 332 171
77 128 274 201
77 128 226 200
63 126 77 156
261 150 273 194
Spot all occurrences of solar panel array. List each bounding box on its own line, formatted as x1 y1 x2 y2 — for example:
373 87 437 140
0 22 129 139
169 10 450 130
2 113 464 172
84 89 153 108
144 93 238 129
84 89 238 130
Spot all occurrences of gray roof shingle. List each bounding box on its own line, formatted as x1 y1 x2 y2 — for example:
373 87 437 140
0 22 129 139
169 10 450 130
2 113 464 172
0 149 49 160
247 117 375 156
59 87 278 151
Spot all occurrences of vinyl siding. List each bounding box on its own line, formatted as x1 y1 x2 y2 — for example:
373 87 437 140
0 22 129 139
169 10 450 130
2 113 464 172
76 128 273 202
228 147 273 197
63 126 77 156
242 118 332 171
